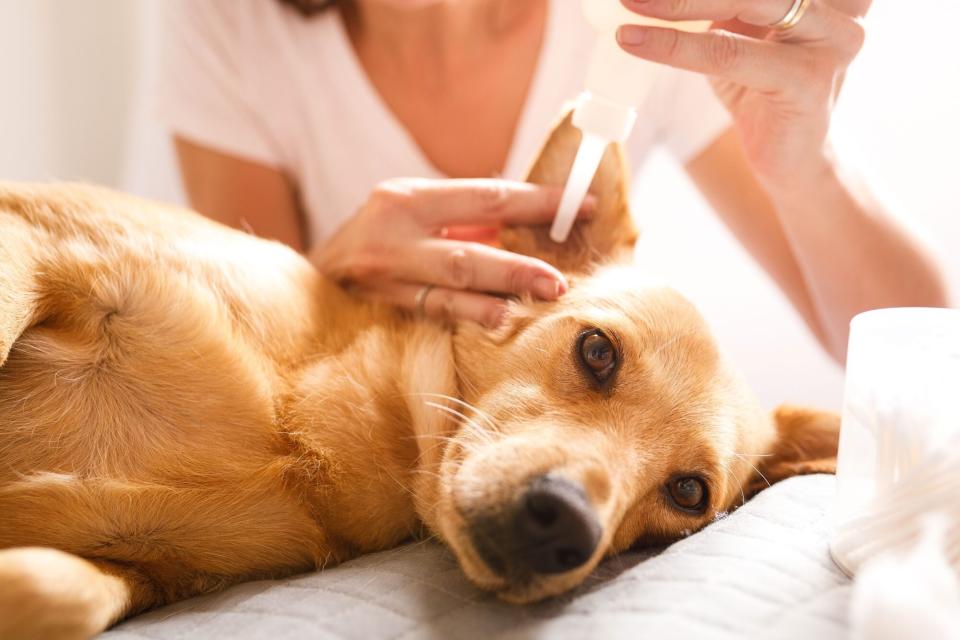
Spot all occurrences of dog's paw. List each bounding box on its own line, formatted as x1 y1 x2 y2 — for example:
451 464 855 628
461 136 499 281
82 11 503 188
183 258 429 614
0 547 118 640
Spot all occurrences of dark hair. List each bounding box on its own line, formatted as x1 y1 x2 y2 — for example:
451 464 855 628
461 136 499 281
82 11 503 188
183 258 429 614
276 0 341 17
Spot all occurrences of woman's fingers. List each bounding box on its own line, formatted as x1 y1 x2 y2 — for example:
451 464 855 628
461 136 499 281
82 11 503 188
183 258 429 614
620 0 864 51
360 281 508 328
617 3 864 89
621 0 784 26
620 0 845 29
822 0 871 19
397 239 567 300
617 26 803 92
319 176 591 323
420 286 508 328
373 178 596 230
440 225 500 244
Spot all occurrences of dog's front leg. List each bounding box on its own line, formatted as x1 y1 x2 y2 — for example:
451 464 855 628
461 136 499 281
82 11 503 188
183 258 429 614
0 547 157 640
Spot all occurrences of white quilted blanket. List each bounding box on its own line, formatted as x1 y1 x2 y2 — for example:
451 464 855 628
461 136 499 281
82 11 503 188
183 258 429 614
101 475 851 640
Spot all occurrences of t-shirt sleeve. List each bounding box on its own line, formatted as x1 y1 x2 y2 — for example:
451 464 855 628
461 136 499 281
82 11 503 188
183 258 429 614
655 69 733 165
156 0 283 168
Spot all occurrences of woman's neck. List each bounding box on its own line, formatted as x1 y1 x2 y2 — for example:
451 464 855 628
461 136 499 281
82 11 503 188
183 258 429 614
346 1 541 82
341 0 548 176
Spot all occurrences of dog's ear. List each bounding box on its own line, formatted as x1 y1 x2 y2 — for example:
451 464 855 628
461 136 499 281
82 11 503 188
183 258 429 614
499 109 638 274
0 212 40 368
746 406 841 497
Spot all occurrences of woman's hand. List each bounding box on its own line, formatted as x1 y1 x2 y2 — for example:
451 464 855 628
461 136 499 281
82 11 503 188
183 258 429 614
310 178 592 327
617 0 869 192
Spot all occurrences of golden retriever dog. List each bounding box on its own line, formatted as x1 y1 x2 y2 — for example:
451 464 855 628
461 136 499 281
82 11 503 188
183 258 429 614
0 115 839 639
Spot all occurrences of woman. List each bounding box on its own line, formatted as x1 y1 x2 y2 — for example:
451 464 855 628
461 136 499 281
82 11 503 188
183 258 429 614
159 0 947 361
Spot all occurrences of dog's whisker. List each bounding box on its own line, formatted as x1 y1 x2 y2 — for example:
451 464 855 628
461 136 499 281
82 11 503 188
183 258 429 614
409 437 453 461
462 420 496 447
423 401 497 447
732 452 770 489
410 435 482 457
450 361 486 407
410 392 499 433
423 401 475 427
409 468 444 481
721 464 747 508
409 433 460 445
376 463 423 504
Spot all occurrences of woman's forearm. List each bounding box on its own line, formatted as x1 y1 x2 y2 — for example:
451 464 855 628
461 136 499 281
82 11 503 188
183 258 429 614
765 152 950 360
689 131 950 362
174 137 307 252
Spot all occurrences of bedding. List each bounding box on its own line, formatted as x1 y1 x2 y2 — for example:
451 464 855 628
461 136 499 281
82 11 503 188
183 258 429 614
101 475 850 639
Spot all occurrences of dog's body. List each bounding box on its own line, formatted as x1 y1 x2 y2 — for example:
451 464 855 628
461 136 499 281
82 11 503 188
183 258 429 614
0 118 839 639
0 183 458 632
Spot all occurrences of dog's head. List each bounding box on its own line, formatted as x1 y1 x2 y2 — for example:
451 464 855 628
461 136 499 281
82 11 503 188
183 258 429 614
411 114 840 603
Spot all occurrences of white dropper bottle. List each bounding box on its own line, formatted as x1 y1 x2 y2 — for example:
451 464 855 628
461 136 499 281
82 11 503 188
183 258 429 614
550 0 709 243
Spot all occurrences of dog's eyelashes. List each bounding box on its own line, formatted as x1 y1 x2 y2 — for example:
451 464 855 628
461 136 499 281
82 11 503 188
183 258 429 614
577 329 618 386
665 476 708 514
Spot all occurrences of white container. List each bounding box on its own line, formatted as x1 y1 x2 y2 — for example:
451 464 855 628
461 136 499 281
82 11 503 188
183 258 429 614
550 1 709 243
831 308 960 576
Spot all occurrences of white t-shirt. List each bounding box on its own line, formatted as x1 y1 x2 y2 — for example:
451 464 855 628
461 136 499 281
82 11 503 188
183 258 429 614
158 0 731 245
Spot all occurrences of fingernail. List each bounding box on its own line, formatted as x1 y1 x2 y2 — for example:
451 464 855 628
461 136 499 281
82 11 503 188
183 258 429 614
533 276 561 300
617 25 648 47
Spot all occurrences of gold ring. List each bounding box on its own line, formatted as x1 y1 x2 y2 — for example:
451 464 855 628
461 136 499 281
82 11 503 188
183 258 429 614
414 284 435 319
770 0 812 30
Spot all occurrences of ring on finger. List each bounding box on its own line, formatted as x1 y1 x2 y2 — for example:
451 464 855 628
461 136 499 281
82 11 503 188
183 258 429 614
769 0 813 30
414 284 436 319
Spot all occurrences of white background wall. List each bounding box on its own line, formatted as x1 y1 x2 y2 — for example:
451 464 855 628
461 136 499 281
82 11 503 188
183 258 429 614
1 0 957 410
0 0 139 184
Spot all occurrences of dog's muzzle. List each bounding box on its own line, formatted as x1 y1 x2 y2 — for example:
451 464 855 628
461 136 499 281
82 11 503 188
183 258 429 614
468 474 602 577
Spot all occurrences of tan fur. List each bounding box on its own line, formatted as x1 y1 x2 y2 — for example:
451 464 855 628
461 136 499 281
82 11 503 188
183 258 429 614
0 115 839 638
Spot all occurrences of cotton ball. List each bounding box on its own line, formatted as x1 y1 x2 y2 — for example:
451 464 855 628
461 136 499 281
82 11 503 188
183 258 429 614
850 519 960 640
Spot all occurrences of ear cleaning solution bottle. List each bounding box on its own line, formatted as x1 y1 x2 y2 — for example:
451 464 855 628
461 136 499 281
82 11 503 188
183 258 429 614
550 0 709 242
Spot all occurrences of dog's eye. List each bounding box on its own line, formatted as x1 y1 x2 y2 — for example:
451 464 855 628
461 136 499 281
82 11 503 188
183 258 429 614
666 477 708 513
577 330 618 384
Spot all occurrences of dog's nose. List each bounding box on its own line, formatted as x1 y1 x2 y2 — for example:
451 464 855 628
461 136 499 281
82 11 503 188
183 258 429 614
512 474 602 574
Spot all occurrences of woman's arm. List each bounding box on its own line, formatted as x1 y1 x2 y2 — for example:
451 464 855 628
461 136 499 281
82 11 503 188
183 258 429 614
687 129 949 361
174 137 307 252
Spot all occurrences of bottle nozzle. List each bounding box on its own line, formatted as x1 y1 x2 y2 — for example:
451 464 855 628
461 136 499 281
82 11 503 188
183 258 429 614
550 131 608 243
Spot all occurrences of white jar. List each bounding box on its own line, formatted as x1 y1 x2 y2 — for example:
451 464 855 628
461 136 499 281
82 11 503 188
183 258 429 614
831 307 960 575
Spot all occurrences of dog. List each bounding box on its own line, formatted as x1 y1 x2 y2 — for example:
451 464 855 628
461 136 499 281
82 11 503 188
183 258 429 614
0 114 840 639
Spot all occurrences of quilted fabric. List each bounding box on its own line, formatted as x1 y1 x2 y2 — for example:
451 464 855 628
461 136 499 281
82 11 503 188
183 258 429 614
101 475 850 640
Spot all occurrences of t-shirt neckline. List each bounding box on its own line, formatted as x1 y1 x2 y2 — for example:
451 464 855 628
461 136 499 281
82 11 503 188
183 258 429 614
327 0 565 180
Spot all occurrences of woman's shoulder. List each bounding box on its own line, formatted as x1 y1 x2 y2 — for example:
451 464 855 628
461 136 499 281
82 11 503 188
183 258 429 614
165 0 341 50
